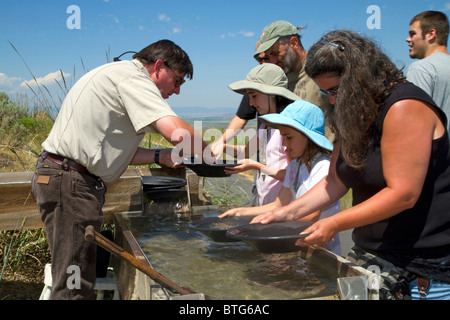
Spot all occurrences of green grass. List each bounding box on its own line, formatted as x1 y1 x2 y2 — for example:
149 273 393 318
0 227 50 282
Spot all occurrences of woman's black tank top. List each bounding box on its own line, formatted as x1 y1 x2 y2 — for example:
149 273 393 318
336 82 450 255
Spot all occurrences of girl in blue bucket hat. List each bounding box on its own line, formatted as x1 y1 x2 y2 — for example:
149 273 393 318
220 100 341 255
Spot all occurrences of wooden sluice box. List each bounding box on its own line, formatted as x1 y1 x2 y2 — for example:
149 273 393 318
0 168 378 300
0 167 209 230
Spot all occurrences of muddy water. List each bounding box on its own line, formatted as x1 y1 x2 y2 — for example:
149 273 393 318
123 206 339 300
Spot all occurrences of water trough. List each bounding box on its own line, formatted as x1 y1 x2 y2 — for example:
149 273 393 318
0 168 377 300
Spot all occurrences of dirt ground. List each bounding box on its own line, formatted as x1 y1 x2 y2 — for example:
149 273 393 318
0 265 47 300
0 229 50 300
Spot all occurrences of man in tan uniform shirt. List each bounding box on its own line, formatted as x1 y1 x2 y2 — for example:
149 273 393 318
31 40 206 300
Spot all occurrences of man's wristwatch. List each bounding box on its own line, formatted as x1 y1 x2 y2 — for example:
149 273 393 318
154 149 160 165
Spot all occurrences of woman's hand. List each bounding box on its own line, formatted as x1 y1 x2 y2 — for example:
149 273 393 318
210 140 224 161
218 208 243 218
295 217 339 248
251 203 297 224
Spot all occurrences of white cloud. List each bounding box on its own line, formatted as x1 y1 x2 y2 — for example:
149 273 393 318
220 30 255 39
443 2 450 11
159 14 170 22
239 31 254 37
0 73 22 88
20 71 71 89
109 14 119 24
172 27 181 34
220 32 236 38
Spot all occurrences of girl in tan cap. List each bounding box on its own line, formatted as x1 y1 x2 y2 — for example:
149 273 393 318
222 63 300 206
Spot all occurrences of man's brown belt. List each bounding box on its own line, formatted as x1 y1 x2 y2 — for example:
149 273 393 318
42 151 98 179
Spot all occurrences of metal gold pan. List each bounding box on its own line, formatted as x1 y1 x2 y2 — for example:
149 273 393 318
188 216 253 242
227 221 313 253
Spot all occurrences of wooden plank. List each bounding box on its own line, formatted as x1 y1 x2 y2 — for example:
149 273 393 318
123 167 186 178
0 172 34 182
0 171 143 231
186 170 211 206
0 176 41 230
103 176 143 215
0 167 209 231
112 213 168 300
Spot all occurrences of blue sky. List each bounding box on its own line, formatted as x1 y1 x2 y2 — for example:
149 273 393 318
1 0 449 111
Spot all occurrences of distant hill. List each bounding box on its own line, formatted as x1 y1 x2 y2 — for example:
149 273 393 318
171 106 257 130
172 106 236 117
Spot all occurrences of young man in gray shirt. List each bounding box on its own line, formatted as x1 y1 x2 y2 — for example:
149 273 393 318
406 11 450 129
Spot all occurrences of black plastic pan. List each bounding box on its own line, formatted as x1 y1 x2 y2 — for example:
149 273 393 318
226 221 313 253
183 158 239 177
188 216 253 242
141 176 187 191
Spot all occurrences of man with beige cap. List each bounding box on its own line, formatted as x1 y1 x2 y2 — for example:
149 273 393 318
254 20 327 107
223 21 328 142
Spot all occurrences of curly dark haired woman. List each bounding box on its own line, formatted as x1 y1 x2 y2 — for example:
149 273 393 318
253 30 450 300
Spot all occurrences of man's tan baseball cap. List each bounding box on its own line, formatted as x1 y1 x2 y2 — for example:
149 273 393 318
254 21 298 56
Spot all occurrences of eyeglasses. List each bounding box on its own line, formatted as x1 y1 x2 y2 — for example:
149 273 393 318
255 56 270 64
319 86 339 97
164 61 185 88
